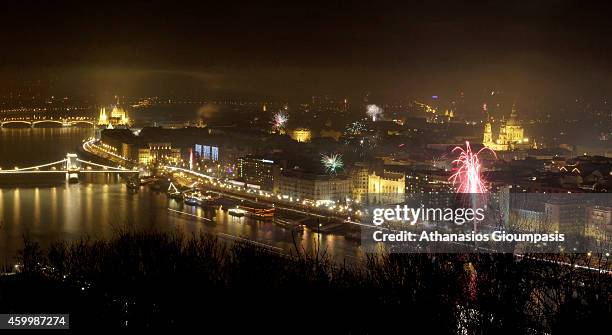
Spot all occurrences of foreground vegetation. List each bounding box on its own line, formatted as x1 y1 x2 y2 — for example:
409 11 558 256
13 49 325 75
0 231 610 333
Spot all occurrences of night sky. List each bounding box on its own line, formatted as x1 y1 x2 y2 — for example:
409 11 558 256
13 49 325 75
2 0 612 112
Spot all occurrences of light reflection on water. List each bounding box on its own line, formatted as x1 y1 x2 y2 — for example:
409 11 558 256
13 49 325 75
0 128 363 262
0 183 362 261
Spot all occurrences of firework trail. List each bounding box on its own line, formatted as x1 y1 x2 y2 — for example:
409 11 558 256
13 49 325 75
271 111 289 131
189 148 194 171
321 154 344 174
449 141 496 193
366 104 383 121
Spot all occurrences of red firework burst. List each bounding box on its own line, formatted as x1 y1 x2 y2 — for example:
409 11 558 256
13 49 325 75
449 141 496 193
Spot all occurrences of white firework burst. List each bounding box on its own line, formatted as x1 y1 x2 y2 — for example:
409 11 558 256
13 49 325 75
345 121 366 136
321 154 344 174
366 104 383 121
272 111 289 131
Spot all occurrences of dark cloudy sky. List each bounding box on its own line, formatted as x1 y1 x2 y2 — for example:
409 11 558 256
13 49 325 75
2 0 612 108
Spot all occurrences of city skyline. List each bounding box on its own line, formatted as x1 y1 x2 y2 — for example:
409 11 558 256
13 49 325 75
0 1 610 331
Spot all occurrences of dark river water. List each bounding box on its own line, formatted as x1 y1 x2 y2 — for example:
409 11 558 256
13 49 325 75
0 128 362 263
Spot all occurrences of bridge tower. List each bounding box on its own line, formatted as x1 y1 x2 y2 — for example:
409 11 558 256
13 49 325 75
66 153 80 183
66 153 79 170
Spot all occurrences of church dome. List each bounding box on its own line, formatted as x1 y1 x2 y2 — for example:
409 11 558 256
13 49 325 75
506 103 519 126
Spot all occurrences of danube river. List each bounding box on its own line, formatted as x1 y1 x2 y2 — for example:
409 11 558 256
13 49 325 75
0 128 362 263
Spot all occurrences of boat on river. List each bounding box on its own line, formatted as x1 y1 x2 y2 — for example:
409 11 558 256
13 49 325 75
167 181 183 199
184 191 203 206
184 190 220 207
238 205 275 220
275 218 304 233
228 208 246 217
168 191 183 200
126 178 139 190
68 173 79 184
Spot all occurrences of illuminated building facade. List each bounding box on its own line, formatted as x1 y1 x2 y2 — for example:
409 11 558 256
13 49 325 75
483 104 532 151
195 144 220 162
367 170 405 204
405 170 453 194
368 170 405 193
275 170 351 202
138 142 181 165
545 201 584 233
586 206 612 228
350 163 370 200
238 156 279 191
138 149 153 165
350 163 405 203
585 206 612 239
290 128 312 143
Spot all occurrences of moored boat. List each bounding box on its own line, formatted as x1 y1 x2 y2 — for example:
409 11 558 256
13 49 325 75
228 208 246 217
184 190 204 206
68 173 79 184
239 205 275 220
275 218 304 233
168 191 183 200
167 181 182 199
127 178 139 190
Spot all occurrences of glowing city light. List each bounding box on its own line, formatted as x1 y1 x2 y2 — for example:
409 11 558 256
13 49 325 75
366 104 383 121
272 111 289 131
189 148 194 171
449 141 496 193
321 154 344 174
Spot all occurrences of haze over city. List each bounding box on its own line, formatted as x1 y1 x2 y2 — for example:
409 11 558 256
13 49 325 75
2 0 612 115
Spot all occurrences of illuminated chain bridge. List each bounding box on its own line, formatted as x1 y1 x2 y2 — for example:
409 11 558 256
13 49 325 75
0 153 138 181
0 117 97 128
